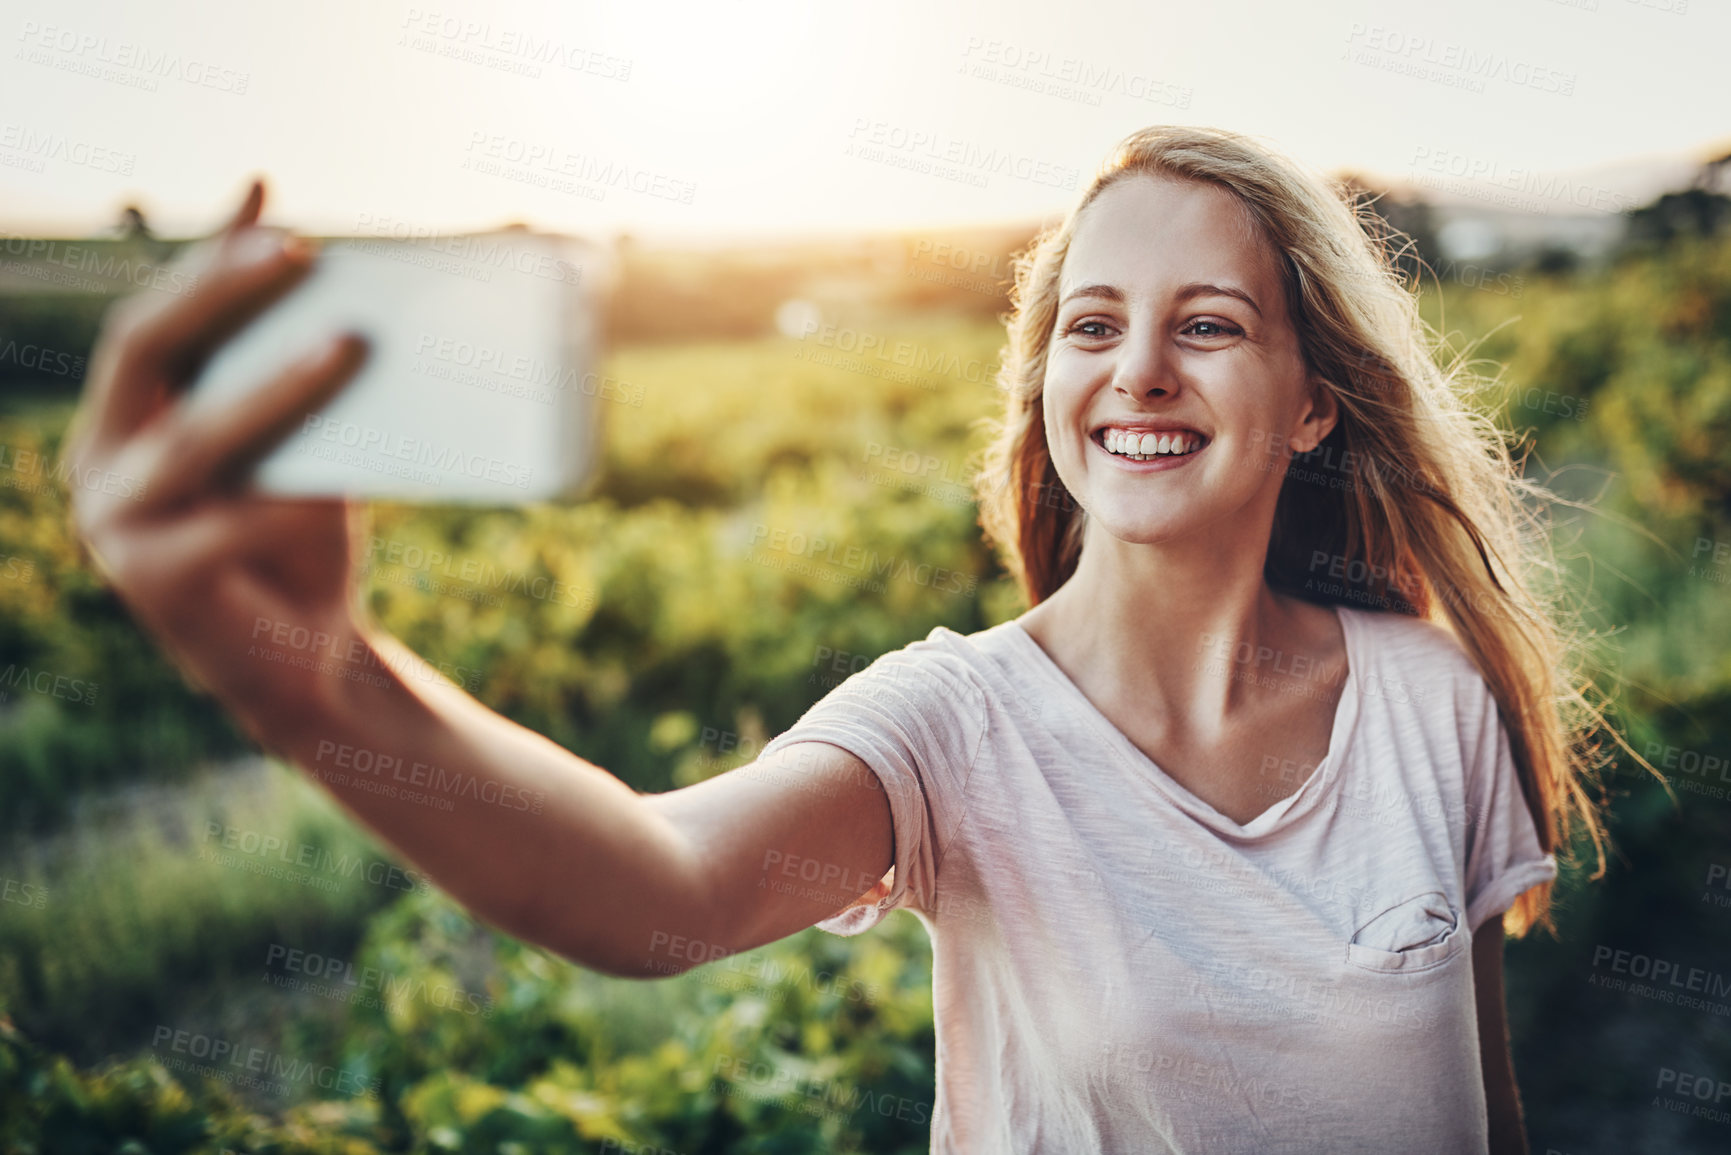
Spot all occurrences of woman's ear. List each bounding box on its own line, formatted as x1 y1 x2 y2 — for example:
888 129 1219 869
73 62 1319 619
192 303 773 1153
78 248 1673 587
1290 375 1340 455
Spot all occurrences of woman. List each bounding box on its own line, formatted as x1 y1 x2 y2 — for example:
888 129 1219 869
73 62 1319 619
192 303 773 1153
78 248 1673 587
61 125 1609 1153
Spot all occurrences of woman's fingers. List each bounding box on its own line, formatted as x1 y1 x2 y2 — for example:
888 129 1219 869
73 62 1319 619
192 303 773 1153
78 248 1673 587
127 228 319 379
77 183 285 446
143 331 369 509
223 178 266 234
76 227 317 453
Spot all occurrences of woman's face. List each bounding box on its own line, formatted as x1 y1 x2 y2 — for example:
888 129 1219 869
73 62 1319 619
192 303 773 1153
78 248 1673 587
1042 173 1335 549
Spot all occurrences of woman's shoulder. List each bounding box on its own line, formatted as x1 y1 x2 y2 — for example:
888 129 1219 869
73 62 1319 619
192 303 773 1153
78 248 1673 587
832 624 1004 711
885 621 1027 697
1338 604 1489 701
833 621 1044 727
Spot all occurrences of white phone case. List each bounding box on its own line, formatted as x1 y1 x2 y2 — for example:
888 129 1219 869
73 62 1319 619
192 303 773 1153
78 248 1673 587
187 229 614 503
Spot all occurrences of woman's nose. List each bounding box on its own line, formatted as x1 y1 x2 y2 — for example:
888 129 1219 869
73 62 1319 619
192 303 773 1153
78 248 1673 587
1111 327 1180 399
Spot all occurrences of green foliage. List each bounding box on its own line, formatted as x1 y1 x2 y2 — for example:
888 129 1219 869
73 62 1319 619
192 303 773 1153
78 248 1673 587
6 229 1731 1149
0 407 253 831
0 763 398 1060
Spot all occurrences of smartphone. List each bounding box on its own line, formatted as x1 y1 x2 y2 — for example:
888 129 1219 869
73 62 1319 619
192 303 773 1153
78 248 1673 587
186 228 615 503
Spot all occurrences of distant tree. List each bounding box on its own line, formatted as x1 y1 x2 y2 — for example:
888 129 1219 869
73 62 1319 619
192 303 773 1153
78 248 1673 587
117 204 153 241
1334 172 1442 289
1622 148 1731 248
1531 244 1580 276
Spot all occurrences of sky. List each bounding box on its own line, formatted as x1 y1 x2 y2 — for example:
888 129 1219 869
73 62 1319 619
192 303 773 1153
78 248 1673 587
1 0 1726 243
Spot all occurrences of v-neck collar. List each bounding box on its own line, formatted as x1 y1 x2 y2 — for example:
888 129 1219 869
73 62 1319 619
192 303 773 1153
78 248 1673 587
1001 604 1362 839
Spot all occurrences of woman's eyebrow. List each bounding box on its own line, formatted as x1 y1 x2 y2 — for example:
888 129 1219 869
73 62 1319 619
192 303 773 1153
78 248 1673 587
1058 282 1125 307
1179 281 1263 318
1057 280 1263 318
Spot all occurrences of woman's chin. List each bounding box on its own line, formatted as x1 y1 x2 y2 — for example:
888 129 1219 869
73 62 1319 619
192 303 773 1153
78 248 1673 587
1086 512 1202 547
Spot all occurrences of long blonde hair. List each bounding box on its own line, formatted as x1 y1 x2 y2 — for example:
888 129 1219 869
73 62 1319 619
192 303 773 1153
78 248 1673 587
974 124 1615 938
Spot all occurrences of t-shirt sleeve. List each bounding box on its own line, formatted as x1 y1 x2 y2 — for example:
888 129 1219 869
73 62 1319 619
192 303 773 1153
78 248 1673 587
1462 681 1557 933
756 634 986 936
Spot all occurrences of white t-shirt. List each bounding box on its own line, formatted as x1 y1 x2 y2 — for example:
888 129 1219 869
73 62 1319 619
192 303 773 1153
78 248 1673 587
756 603 1557 1154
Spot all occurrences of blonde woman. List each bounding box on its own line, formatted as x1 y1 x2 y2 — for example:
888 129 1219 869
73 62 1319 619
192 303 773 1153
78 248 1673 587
62 125 1608 1153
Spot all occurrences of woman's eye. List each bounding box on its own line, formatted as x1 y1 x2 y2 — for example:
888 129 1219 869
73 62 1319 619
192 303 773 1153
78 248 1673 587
1065 320 1111 338
1184 319 1241 338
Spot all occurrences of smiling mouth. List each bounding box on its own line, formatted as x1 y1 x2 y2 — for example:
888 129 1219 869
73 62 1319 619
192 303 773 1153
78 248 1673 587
1093 427 1208 462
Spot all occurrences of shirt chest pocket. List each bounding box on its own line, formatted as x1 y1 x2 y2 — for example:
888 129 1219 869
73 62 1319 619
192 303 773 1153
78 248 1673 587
1345 890 1466 974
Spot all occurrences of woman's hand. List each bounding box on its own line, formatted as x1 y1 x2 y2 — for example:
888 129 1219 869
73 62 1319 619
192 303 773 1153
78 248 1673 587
55 182 900 978
58 180 372 740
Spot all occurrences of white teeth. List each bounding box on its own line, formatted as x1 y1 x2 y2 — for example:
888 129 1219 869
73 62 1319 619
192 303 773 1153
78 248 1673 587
1098 427 1202 461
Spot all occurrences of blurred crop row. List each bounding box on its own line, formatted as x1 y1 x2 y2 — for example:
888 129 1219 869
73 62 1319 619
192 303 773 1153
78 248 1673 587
2 196 1730 1150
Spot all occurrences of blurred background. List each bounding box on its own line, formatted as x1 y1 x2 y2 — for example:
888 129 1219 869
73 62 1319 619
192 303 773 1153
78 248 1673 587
2 1 1729 1152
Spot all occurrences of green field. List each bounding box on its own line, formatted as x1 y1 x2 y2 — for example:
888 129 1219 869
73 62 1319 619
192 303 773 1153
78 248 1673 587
4 225 1731 1152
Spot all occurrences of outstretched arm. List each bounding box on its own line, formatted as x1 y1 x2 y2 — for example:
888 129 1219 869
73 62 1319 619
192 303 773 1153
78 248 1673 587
61 179 896 980
260 637 896 977
1474 915 1532 1155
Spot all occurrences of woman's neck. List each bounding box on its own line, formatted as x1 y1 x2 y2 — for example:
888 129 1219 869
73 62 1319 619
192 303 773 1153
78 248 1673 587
1019 525 1327 729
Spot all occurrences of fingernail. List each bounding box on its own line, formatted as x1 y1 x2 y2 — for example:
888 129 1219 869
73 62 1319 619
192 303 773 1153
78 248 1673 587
231 228 288 266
